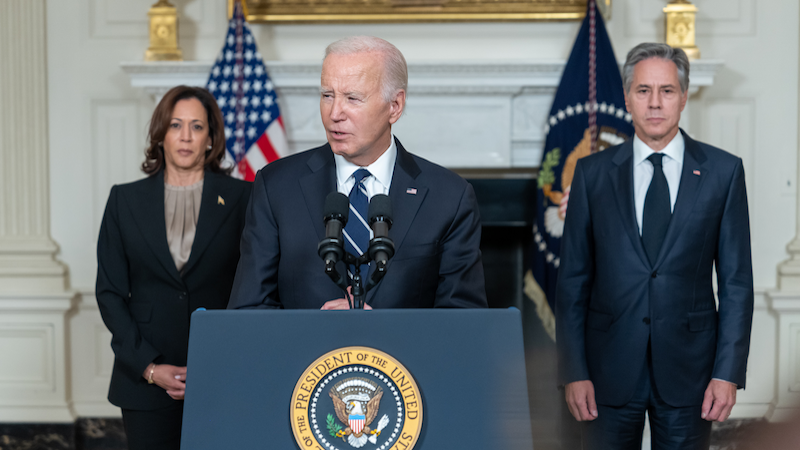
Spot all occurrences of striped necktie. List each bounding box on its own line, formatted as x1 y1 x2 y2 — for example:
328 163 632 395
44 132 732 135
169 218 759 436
343 169 372 277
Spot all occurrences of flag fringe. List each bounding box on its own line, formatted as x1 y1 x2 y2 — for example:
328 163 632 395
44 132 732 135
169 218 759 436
523 270 556 342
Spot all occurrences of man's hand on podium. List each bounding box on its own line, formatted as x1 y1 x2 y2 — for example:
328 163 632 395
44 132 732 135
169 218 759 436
320 286 373 310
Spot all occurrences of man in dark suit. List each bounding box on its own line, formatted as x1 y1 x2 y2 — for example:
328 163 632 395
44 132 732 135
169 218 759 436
556 43 754 449
227 36 487 310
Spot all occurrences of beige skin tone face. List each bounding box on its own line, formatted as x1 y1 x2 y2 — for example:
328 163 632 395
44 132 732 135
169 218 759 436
623 57 688 152
320 52 405 167
163 97 211 186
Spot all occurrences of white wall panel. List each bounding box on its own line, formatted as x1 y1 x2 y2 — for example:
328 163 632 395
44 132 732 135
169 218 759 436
0 326 52 387
695 0 756 36
91 100 146 227
733 292 778 418
90 0 224 39
703 100 755 197
69 292 119 417
622 0 755 38
791 323 800 392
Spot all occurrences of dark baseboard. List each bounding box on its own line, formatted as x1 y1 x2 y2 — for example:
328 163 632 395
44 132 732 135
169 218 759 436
0 418 125 450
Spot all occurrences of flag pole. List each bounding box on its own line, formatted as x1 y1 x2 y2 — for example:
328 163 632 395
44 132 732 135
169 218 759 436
588 0 598 154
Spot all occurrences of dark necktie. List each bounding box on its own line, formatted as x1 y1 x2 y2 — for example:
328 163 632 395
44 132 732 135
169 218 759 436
642 153 671 266
343 169 371 277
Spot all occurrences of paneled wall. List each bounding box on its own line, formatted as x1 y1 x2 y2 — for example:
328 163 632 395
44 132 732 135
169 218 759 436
7 0 792 420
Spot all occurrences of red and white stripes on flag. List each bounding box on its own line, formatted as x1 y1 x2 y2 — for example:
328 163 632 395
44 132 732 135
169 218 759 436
206 0 289 181
226 116 290 180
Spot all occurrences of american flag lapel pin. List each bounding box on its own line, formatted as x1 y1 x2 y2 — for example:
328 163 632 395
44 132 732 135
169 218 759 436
217 195 225 205
693 170 701 176
406 188 417 195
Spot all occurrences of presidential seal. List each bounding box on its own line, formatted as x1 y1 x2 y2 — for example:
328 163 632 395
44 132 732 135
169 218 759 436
291 347 422 450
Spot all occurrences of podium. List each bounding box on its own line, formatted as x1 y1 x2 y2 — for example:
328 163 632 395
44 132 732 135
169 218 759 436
181 308 534 450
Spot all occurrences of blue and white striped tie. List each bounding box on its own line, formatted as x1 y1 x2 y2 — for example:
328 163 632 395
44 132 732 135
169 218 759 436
343 169 372 277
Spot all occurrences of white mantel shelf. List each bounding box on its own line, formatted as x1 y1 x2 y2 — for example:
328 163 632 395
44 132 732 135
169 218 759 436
121 60 721 96
121 60 722 168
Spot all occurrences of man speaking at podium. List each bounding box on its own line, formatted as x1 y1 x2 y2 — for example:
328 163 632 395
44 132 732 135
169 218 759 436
228 36 487 310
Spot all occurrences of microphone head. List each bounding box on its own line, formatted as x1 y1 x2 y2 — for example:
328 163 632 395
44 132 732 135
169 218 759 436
324 192 349 224
368 194 392 225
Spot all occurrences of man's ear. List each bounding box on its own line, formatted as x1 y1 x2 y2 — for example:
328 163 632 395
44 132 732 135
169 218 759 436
679 88 688 113
623 89 631 114
388 90 406 125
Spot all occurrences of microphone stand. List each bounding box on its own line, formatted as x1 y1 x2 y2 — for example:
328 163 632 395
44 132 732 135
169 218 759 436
340 252 372 309
327 248 391 310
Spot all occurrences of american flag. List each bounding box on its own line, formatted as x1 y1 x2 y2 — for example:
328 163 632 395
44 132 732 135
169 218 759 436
205 0 289 181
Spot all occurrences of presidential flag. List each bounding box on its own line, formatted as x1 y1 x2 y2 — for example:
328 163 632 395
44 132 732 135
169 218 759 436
206 0 289 181
524 0 634 340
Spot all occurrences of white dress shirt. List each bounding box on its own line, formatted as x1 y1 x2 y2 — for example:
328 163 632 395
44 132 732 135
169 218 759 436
334 135 397 199
633 132 684 236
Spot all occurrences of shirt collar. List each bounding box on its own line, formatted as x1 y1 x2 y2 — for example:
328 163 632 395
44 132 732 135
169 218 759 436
633 131 685 166
334 135 397 190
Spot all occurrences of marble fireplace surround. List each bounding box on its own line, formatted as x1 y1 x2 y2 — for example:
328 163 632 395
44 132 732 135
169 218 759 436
121 60 721 171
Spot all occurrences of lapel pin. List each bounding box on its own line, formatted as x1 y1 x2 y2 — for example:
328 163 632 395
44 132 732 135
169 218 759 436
693 170 701 176
406 188 417 195
217 195 225 205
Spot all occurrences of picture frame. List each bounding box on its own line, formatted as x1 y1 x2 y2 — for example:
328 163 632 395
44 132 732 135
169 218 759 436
231 0 611 24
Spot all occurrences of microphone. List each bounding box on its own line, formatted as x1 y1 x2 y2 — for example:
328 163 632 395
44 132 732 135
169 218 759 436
367 194 395 271
317 192 349 266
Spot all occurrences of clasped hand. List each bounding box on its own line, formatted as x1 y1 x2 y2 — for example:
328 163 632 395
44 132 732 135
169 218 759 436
144 364 187 400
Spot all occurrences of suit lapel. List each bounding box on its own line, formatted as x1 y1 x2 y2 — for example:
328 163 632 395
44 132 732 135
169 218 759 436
608 141 651 268
128 171 183 284
182 170 241 275
385 139 426 253
367 139 427 303
653 130 708 268
299 145 337 242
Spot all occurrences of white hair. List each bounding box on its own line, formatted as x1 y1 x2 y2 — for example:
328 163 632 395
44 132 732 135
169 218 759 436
324 36 408 103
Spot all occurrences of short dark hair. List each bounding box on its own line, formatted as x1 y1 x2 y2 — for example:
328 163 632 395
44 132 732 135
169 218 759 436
622 43 690 94
142 85 229 175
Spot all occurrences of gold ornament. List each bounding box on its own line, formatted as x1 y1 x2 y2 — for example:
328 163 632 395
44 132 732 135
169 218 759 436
663 0 700 60
145 0 183 61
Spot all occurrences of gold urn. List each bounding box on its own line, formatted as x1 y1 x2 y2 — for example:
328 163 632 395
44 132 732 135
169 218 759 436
145 0 183 61
663 0 700 60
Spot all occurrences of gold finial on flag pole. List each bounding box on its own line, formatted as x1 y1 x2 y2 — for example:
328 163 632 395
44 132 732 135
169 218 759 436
228 0 250 20
145 0 183 61
663 0 700 60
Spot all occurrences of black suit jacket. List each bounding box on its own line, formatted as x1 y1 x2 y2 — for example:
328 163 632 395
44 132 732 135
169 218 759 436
96 169 251 410
556 131 754 407
227 138 487 309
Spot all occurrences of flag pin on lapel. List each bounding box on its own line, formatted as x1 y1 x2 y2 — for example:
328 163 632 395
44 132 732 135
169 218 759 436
406 188 417 195
217 195 225 205
693 170 701 176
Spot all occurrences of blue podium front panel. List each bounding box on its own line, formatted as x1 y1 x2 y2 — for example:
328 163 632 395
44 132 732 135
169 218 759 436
181 309 533 450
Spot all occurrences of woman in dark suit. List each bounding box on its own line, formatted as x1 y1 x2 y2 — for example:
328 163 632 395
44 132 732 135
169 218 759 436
96 85 251 450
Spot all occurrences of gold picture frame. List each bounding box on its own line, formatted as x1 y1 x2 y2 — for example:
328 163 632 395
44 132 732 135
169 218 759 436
231 0 610 24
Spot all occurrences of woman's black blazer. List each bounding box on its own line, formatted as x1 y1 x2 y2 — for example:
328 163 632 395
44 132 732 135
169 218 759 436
96 169 251 410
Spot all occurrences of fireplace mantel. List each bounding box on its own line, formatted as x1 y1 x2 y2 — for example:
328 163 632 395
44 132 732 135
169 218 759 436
122 60 721 168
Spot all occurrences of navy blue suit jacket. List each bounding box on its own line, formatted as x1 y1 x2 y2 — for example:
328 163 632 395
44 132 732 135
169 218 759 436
227 138 488 309
556 130 754 407
96 169 251 410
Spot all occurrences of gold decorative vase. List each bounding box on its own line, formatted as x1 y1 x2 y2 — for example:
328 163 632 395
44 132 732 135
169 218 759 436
145 0 182 61
663 0 700 60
